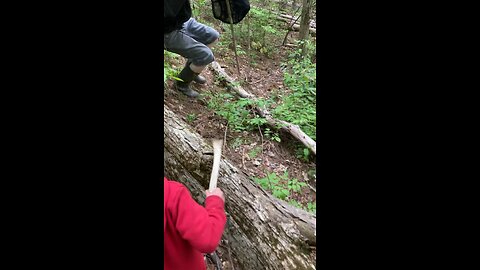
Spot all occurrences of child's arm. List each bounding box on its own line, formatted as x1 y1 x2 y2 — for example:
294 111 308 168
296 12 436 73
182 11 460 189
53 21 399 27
171 186 227 253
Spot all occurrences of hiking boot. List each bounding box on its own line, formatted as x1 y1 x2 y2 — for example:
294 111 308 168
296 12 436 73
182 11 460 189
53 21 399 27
175 65 200 98
194 74 207 84
186 60 207 85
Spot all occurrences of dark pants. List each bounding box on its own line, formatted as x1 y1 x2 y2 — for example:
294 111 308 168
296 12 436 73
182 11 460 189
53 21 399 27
164 18 220 66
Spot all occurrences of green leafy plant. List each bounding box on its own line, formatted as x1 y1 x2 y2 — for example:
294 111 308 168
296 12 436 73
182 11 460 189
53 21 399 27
287 178 307 192
296 147 311 162
254 172 287 199
253 170 315 212
236 6 283 57
186 113 197 123
307 202 316 214
163 50 182 85
273 45 316 143
191 0 208 17
206 92 273 133
254 171 305 201
248 147 262 159
264 128 281 143
230 137 245 149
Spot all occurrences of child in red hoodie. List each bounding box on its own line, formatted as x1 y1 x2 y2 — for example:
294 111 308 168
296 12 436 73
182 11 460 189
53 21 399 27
164 177 227 270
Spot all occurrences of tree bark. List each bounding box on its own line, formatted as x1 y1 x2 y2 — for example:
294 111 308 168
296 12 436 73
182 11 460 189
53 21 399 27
164 106 317 270
299 0 313 56
299 0 313 40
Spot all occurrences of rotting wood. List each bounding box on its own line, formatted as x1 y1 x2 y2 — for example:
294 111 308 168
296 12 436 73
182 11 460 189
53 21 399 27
277 14 316 29
210 61 316 155
276 16 316 36
164 106 316 270
290 24 316 36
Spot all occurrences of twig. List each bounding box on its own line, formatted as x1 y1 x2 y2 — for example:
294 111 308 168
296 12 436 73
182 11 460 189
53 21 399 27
254 110 265 162
251 78 263 85
282 6 302 46
223 122 229 151
241 147 246 169
258 124 264 161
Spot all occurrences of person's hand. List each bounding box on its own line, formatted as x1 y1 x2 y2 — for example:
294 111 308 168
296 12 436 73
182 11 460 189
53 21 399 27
206 188 225 203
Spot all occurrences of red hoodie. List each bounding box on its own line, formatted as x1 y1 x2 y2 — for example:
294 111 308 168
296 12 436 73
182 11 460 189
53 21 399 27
164 177 226 270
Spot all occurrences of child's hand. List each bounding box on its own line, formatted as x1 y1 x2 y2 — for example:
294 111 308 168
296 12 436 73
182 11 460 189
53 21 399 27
206 188 225 203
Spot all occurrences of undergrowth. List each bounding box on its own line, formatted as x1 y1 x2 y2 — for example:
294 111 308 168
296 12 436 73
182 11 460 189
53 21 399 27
254 171 316 214
164 50 181 84
207 92 274 131
275 40 316 142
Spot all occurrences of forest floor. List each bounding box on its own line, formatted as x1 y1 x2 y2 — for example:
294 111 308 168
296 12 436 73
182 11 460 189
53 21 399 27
164 22 316 270
164 44 316 203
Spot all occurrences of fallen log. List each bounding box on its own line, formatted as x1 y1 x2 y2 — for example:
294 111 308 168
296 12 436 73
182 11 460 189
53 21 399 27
210 61 317 155
284 43 298 48
290 24 316 35
278 20 316 34
276 15 316 36
276 20 317 37
278 13 316 28
164 106 317 270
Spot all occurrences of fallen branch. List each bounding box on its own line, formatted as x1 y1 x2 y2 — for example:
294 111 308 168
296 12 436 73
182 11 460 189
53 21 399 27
278 13 316 28
276 16 316 36
281 6 302 46
290 24 316 34
284 43 298 48
210 61 317 155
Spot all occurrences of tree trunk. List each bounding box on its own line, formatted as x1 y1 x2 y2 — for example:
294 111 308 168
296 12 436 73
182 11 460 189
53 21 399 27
164 106 317 270
299 0 312 40
299 0 313 56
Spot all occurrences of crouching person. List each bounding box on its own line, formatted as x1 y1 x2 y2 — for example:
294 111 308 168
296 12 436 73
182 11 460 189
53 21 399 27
164 0 220 98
